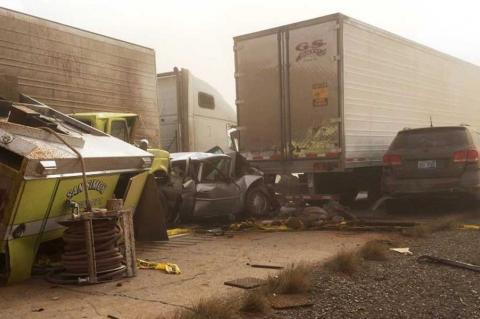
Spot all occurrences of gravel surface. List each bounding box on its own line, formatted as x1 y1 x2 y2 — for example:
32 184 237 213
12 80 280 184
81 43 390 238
268 230 480 319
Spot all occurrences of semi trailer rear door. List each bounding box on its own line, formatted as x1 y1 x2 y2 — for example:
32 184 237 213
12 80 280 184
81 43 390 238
287 21 341 159
235 17 341 165
235 33 283 161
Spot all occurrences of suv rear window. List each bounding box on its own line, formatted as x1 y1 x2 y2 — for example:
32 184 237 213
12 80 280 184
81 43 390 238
391 128 469 149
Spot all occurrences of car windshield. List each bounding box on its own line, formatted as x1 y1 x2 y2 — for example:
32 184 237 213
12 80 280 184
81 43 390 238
391 128 469 149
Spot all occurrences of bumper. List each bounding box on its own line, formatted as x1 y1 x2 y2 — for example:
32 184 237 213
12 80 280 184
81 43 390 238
383 171 480 198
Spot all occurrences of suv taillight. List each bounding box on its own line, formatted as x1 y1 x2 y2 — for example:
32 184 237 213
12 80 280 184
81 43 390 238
383 154 402 166
453 150 479 163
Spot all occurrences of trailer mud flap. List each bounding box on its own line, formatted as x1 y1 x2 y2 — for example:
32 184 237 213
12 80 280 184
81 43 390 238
132 174 169 241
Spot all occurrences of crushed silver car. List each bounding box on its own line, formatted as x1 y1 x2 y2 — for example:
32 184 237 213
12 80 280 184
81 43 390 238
163 151 273 223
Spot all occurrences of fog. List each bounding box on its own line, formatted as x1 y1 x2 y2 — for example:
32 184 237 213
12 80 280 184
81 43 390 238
1 0 479 106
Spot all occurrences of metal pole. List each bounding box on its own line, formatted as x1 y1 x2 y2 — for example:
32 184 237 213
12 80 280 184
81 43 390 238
84 218 97 283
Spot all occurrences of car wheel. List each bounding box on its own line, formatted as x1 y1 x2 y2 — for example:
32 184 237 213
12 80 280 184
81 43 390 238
245 186 269 217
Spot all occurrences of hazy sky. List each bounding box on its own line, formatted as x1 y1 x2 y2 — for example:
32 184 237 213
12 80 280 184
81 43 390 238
1 0 479 105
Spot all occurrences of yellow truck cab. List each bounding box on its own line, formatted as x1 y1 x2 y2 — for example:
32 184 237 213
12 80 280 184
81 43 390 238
70 112 170 175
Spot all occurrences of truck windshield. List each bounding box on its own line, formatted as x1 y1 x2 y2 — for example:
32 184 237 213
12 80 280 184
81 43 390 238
391 128 468 149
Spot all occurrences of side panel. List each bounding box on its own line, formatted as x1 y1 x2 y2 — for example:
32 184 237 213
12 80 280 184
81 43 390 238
343 19 480 167
288 21 341 159
0 8 160 145
157 74 180 152
235 33 282 159
4 174 120 283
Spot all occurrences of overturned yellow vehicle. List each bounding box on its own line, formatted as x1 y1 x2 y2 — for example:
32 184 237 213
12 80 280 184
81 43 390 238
0 96 154 284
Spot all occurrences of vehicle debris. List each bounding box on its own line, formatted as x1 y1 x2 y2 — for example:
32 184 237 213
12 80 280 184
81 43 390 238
417 255 480 273
136 259 181 274
459 224 480 230
248 264 284 270
389 248 413 255
224 277 265 289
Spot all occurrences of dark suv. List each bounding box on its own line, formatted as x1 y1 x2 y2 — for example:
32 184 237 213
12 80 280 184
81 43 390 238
382 126 480 199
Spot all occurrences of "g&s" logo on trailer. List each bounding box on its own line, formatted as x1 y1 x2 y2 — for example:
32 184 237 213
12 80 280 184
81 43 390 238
295 39 327 62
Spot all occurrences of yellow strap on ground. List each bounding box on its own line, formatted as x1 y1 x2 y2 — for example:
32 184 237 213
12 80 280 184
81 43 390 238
167 228 192 237
459 224 480 230
136 259 181 274
229 221 291 232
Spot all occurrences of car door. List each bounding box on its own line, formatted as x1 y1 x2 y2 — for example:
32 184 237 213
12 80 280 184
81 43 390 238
193 156 242 218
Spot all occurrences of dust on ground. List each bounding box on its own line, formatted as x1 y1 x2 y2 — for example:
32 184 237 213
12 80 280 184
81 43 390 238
0 230 380 319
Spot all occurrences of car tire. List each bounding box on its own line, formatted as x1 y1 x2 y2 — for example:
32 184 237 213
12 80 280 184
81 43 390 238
244 185 269 217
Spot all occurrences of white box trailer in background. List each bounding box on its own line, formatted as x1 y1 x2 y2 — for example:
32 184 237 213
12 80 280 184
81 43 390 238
233 13 480 201
0 7 161 145
157 67 237 152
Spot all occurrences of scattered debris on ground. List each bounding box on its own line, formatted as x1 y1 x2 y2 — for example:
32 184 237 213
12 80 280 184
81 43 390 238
265 229 480 319
390 247 413 255
248 263 284 270
137 259 181 274
418 255 480 273
224 277 265 290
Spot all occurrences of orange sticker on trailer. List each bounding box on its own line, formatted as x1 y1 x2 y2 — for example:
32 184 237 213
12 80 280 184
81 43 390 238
312 82 328 107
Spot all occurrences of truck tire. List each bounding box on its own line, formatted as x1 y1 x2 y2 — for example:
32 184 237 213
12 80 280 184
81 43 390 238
244 186 269 217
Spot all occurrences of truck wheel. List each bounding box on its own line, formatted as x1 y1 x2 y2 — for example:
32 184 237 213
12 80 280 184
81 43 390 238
244 186 269 217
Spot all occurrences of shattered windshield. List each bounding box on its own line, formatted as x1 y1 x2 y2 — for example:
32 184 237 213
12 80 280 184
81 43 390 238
201 157 230 182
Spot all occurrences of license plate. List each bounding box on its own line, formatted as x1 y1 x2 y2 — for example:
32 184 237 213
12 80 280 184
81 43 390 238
418 160 436 169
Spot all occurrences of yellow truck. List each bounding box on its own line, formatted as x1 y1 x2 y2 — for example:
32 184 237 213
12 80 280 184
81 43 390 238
0 96 158 284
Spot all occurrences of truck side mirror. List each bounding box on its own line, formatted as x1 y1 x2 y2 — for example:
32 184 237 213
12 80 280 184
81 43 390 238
228 128 239 152
138 139 149 150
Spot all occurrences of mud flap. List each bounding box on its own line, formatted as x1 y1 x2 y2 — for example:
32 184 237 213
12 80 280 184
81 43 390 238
133 174 169 241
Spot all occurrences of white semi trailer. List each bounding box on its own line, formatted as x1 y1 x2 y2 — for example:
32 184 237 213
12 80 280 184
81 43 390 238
157 68 237 152
233 13 480 202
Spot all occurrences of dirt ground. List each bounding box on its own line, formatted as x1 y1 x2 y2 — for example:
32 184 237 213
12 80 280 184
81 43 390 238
0 230 380 319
